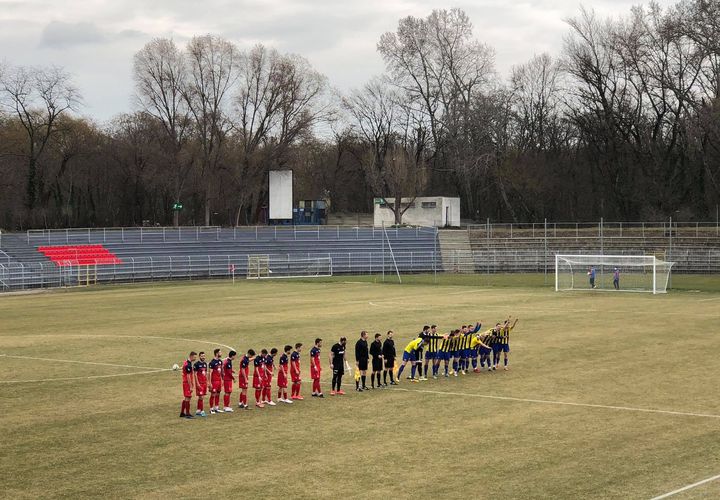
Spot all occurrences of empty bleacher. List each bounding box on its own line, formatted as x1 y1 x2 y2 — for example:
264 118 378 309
0 226 440 290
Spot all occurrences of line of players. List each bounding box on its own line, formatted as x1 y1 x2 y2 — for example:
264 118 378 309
178 317 519 418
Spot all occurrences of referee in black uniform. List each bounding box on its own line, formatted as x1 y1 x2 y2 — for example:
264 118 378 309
355 330 370 391
369 333 384 388
382 330 396 385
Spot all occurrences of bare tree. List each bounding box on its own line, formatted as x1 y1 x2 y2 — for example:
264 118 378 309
230 44 327 225
343 77 428 223
133 38 193 226
0 64 80 220
184 35 239 225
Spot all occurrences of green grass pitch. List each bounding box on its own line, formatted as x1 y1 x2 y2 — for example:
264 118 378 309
1 276 720 499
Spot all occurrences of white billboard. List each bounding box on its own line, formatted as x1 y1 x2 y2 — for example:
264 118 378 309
269 170 293 220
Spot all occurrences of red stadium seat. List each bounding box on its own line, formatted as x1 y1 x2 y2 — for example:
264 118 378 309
37 245 123 267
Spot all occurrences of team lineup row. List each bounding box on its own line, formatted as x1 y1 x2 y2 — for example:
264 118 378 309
178 317 519 418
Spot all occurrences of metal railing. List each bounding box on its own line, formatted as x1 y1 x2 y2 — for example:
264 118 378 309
467 220 720 239
2 245 717 292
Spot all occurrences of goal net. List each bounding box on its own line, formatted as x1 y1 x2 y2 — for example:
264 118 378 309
247 255 332 279
555 254 674 294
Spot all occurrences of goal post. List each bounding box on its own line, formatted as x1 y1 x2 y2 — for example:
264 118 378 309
247 255 332 280
555 254 674 294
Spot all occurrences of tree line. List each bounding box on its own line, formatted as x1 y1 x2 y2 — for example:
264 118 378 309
1 0 719 229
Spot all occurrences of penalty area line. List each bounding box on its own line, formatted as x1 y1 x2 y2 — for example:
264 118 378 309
650 473 720 499
392 387 720 420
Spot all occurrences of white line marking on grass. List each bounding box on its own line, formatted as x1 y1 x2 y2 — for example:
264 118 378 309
0 369 170 384
0 353 162 370
393 387 720 420
698 297 720 302
649 473 720 499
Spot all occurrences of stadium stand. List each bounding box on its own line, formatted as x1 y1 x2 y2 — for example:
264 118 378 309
0 226 439 290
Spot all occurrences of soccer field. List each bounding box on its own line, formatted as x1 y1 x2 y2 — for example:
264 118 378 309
1 278 720 499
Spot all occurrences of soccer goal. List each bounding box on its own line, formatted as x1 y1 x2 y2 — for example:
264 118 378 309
555 254 674 294
247 255 332 280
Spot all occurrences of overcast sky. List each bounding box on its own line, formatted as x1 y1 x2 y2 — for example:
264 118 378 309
0 0 676 122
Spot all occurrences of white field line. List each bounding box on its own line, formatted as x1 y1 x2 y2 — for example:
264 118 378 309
0 333 234 384
392 387 720 420
0 369 170 384
649 473 720 499
698 297 720 302
0 353 162 370
1 334 236 352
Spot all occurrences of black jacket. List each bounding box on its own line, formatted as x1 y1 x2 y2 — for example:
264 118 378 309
369 339 383 359
382 338 396 359
355 338 369 361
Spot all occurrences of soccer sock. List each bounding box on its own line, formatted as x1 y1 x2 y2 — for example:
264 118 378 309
337 375 342 391
377 373 382 386
424 363 429 376
389 370 395 382
355 377 359 389
383 370 387 384
452 360 458 372
410 364 416 379
278 389 282 400
472 358 478 369
255 389 262 402
223 394 230 407
361 375 366 388
197 399 203 411
397 365 405 378
371 374 375 388
504 357 508 366
444 364 449 376
180 401 186 415
417 364 423 377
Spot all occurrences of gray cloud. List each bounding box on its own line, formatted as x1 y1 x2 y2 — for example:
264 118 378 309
40 21 106 48
0 0 678 121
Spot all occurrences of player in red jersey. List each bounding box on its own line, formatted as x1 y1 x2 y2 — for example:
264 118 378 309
193 351 208 417
310 338 324 398
180 351 197 418
208 349 223 414
222 350 237 413
263 348 277 406
252 349 267 408
237 349 254 410
290 342 303 400
277 345 293 404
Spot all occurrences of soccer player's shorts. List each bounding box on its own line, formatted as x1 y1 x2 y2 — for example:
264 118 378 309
210 380 222 393
437 351 450 361
492 344 502 353
479 346 491 355
263 376 272 389
384 358 395 369
425 351 436 360
372 358 383 372
501 344 510 353
196 384 207 397
183 382 192 398
357 359 369 371
223 379 233 394
291 376 301 384
450 350 459 358
252 377 263 389
414 350 423 362
238 377 248 390
402 351 416 362
277 372 288 388
332 365 344 376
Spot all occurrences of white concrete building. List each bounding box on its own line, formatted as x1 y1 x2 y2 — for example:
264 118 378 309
373 197 461 227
